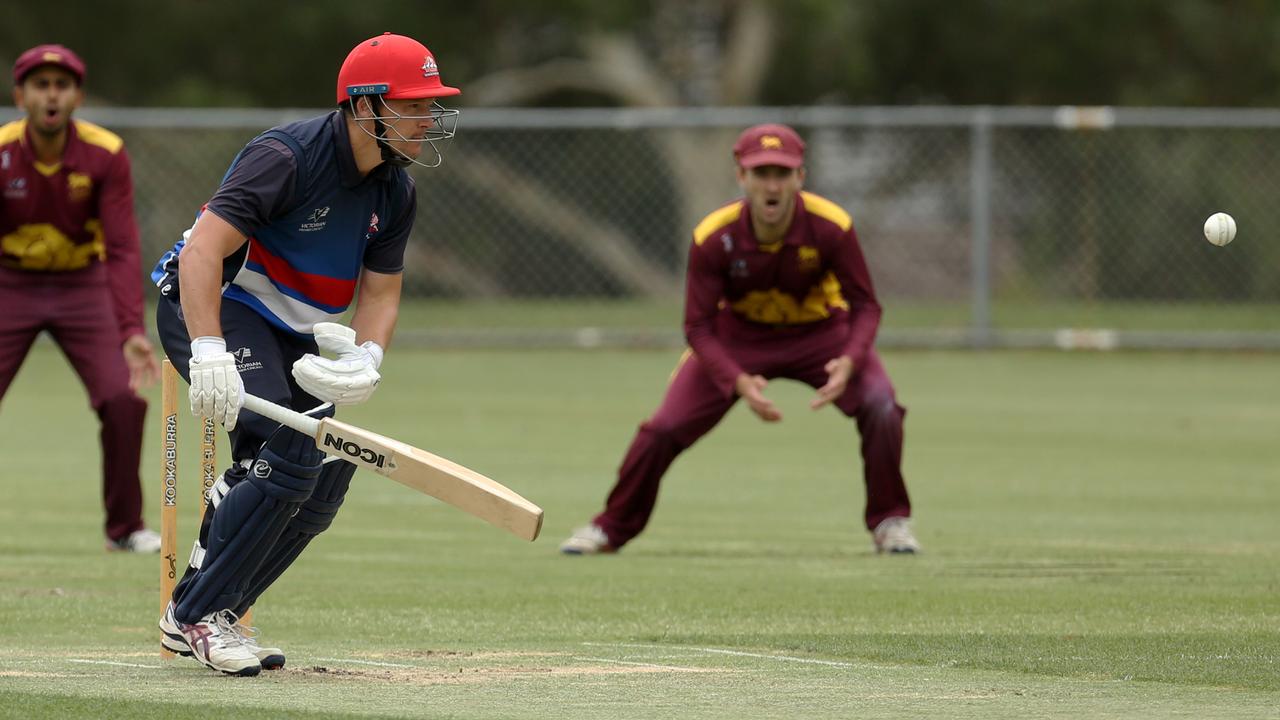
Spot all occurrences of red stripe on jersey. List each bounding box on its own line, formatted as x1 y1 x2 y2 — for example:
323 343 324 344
246 241 356 309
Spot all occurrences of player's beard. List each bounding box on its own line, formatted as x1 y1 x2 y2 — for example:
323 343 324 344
375 122 426 165
388 138 422 159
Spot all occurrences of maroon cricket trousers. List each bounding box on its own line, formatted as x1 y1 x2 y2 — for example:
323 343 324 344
0 265 147 542
595 317 911 549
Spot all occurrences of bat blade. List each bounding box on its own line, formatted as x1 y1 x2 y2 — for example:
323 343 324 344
241 394 543 541
313 417 543 541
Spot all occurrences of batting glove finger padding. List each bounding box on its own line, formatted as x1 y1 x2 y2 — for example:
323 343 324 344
188 337 245 431
292 356 381 405
312 322 359 355
292 323 383 406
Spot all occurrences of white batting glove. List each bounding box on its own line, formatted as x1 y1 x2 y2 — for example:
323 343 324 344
187 336 245 431
292 322 383 406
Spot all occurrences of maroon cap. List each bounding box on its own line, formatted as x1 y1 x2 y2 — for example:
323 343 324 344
733 123 805 169
13 44 86 86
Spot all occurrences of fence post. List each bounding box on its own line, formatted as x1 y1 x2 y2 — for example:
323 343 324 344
969 107 994 347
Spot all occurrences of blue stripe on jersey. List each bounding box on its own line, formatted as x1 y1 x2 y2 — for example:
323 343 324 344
222 286 306 336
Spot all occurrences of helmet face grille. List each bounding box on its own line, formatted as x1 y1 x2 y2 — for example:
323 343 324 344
347 97 460 169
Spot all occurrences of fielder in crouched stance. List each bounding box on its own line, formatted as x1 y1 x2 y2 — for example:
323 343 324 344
561 124 920 557
150 33 460 676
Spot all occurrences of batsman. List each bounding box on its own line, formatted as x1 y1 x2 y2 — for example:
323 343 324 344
150 33 460 676
561 124 920 557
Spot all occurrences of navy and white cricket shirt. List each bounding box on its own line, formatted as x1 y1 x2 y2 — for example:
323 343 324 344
152 111 416 335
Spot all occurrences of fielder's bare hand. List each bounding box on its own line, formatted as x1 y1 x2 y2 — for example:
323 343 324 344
187 336 244 430
811 355 853 410
123 333 160 391
735 373 782 422
292 322 382 405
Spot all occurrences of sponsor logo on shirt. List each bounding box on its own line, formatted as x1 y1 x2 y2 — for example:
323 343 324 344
721 233 733 253
4 177 25 199
797 246 820 271
300 206 330 232
730 258 749 278
365 212 380 240
232 346 263 373
67 172 92 202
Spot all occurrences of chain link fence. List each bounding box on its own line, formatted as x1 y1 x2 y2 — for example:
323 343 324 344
9 106 1279 349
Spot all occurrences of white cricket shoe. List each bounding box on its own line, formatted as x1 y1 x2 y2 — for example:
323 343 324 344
558 524 616 555
873 517 921 554
106 528 162 553
159 603 261 676
232 622 286 670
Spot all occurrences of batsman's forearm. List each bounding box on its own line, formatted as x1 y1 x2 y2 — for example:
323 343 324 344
350 301 398 350
350 269 402 349
176 243 225 340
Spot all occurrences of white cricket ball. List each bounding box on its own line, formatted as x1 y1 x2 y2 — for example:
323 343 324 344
1203 212 1236 247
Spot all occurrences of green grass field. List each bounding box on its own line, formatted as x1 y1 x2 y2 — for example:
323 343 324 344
395 298 1280 332
1 345 1277 718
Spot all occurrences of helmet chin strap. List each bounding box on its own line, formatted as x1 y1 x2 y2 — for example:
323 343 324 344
373 116 413 168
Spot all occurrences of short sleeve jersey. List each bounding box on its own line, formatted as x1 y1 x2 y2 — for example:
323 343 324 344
151 111 416 335
0 118 146 340
681 191 883 395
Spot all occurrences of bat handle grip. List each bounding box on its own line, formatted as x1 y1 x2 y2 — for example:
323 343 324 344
241 394 321 437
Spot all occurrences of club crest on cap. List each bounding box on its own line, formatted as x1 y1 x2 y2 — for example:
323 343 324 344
422 55 439 78
733 123 805 168
14 44 87 85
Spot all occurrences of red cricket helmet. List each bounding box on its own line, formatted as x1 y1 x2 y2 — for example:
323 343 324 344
336 32 460 105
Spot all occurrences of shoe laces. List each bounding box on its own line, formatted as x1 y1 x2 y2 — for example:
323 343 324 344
211 610 250 649
231 622 264 650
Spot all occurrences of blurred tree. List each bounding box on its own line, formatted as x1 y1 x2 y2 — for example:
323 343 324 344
837 0 1280 106
5 0 1280 108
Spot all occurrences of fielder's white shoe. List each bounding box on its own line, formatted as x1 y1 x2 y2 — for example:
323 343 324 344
159 603 261 676
873 517 921 554
106 528 162 553
559 524 616 555
232 622 286 670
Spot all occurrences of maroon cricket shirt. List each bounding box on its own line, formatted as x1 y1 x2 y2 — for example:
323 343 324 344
0 118 145 342
683 191 883 397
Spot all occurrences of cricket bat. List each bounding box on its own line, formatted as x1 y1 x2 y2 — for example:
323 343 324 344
242 394 543 541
